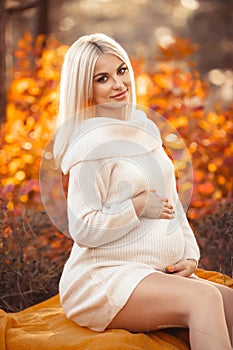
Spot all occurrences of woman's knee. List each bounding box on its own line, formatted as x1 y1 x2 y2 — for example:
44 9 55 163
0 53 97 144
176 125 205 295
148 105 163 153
190 282 224 312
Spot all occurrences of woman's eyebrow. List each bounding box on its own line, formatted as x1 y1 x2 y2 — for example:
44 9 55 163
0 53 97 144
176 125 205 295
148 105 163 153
93 71 107 79
93 62 126 79
116 62 126 70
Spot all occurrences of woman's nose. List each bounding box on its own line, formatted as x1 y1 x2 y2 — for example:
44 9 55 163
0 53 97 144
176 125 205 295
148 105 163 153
112 76 124 90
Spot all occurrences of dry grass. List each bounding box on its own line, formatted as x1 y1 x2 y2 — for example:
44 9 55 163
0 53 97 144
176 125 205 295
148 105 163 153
0 198 72 312
193 201 233 278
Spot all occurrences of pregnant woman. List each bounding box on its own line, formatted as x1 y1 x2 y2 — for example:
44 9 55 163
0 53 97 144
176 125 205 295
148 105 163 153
53 33 233 350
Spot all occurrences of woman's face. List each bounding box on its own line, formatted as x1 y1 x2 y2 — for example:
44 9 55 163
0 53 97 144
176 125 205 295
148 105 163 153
92 54 131 106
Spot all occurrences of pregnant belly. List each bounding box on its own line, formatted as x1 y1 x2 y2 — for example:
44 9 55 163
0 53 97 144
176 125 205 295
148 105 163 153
93 217 186 271
137 220 185 270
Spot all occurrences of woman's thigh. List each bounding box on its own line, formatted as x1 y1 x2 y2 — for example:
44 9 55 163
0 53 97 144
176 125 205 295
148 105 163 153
107 271 221 332
191 274 233 309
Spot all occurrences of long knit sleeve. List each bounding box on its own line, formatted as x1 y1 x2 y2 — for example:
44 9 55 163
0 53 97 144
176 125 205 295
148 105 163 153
67 161 141 248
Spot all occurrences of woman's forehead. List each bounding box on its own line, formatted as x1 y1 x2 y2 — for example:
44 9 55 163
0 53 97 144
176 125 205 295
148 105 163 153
94 54 125 75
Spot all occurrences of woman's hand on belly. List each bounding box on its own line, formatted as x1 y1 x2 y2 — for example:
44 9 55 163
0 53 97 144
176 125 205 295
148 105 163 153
132 190 174 220
166 259 197 277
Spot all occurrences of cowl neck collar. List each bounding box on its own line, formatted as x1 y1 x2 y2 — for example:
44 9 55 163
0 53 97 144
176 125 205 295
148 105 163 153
61 111 161 174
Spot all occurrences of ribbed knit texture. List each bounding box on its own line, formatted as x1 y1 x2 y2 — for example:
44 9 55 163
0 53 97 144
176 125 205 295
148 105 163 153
59 112 200 331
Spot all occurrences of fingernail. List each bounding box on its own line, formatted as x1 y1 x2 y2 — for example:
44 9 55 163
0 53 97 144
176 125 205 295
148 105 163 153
167 266 173 272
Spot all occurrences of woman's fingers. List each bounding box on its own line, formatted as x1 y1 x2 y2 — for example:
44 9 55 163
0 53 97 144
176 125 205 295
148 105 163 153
163 204 173 211
166 259 197 277
162 204 174 213
142 191 175 219
160 205 174 218
152 190 175 219
159 212 174 219
159 201 174 219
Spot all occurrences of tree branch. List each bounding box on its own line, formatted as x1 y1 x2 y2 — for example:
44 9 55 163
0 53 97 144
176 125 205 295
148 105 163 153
5 1 38 14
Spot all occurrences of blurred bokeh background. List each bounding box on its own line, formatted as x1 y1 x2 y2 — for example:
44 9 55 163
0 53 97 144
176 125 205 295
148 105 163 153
0 0 233 312
1 0 233 111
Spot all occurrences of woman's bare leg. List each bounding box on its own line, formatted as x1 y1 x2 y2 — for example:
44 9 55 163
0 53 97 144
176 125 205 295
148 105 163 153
107 272 232 350
192 275 233 346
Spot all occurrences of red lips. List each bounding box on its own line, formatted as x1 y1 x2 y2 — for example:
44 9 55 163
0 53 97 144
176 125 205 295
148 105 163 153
110 89 128 99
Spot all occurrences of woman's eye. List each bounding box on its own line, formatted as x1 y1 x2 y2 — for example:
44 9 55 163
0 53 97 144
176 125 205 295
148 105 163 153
118 67 128 75
97 76 108 83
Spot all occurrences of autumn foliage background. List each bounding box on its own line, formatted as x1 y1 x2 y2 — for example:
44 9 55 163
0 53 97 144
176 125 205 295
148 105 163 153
0 33 233 312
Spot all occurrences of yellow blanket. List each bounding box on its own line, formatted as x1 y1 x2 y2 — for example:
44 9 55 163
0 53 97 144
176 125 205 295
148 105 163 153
1 269 233 350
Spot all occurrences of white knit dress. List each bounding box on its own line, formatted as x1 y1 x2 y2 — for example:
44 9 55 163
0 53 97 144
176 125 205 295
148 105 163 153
59 112 200 331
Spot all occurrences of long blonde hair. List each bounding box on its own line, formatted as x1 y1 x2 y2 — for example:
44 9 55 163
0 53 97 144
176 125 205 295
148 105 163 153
53 33 136 166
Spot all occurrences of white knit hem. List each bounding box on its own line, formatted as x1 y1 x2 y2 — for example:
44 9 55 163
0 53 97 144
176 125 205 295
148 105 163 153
88 268 161 332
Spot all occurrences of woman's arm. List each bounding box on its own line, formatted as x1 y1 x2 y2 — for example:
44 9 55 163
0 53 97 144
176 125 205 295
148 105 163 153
67 163 141 248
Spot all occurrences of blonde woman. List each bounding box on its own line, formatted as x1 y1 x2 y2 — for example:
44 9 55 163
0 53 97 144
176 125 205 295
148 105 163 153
54 33 233 350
